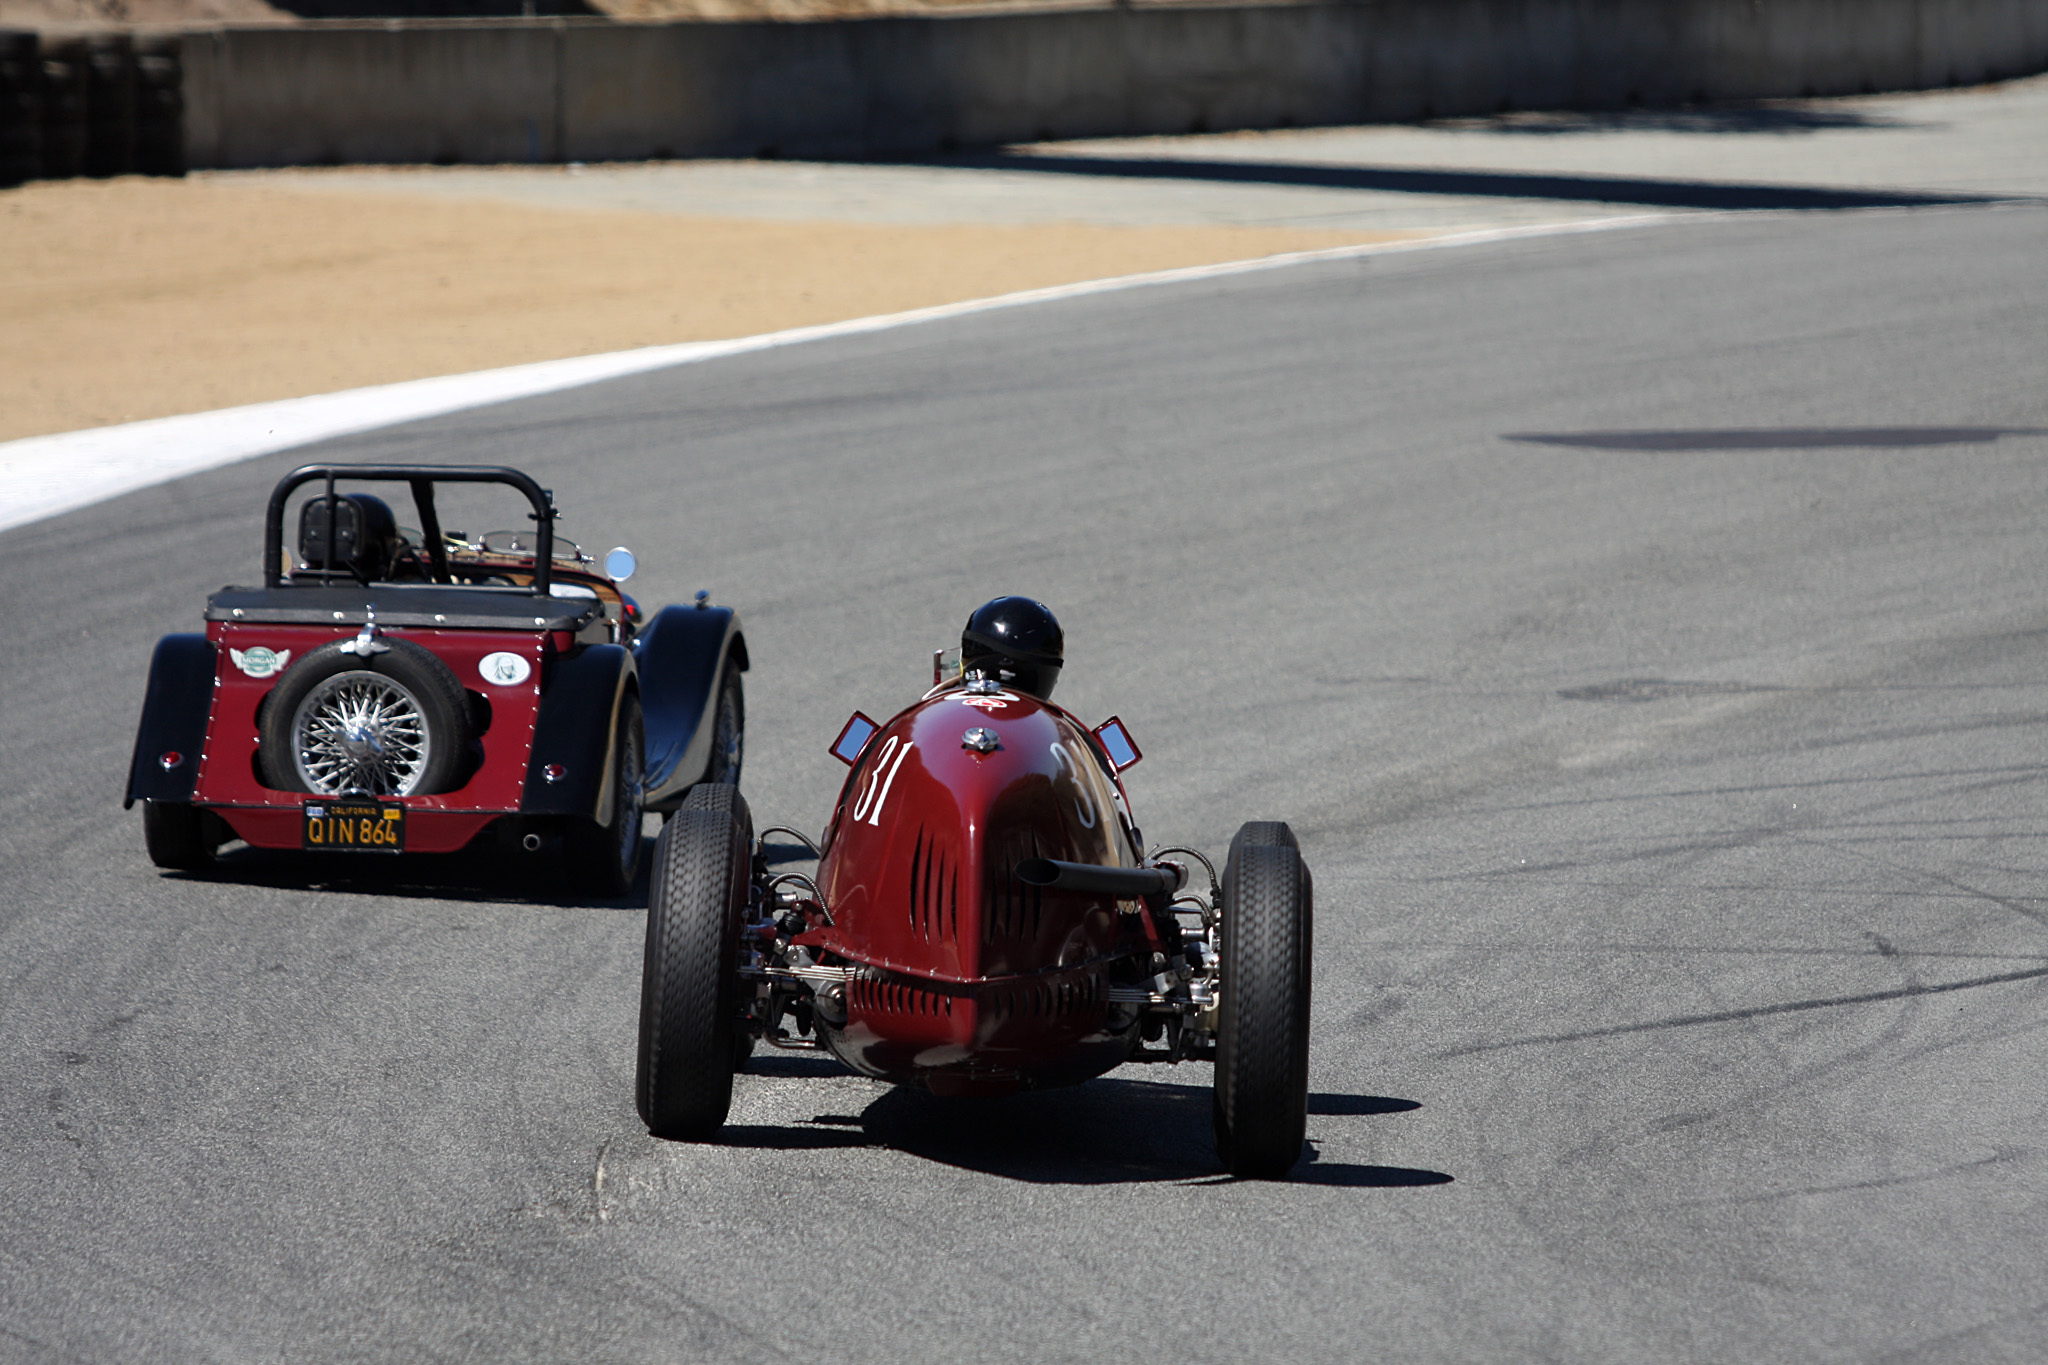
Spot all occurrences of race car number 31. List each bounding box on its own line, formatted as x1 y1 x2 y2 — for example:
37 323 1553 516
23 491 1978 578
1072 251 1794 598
302 800 406 853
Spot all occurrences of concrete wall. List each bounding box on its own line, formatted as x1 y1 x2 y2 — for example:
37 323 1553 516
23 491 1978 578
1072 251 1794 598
179 0 2048 168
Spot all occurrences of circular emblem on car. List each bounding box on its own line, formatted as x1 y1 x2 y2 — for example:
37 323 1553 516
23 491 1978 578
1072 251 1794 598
478 651 532 687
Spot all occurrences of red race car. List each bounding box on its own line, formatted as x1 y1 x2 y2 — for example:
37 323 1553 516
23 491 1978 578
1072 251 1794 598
636 597 1314 1178
125 463 747 895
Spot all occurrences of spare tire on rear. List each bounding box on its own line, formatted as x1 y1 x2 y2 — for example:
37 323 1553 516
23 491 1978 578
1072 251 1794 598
258 637 471 797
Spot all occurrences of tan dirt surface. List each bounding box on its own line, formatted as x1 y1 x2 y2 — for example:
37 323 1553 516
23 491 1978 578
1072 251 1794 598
0 175 1416 442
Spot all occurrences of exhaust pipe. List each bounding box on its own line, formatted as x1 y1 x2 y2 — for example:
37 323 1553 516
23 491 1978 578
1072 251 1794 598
1014 858 1185 899
522 832 543 852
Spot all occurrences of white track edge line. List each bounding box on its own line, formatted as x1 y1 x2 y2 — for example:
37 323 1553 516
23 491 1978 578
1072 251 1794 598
0 211 1674 538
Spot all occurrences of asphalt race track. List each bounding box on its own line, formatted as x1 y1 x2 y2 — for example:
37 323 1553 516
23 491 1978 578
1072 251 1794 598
4 203 2047 1363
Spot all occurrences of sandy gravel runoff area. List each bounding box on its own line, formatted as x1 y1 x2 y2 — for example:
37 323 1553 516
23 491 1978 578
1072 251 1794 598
0 173 1412 443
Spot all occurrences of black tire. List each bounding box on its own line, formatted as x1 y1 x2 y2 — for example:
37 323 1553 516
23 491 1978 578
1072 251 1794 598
142 801 213 871
636 807 749 1139
1233 821 1298 851
679 778 752 841
568 693 644 898
1213 822 1313 1179
704 662 744 787
679 780 755 1069
1230 822 1315 982
258 637 470 797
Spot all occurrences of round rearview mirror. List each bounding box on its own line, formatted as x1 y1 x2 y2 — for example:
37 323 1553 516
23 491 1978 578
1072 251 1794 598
603 546 637 583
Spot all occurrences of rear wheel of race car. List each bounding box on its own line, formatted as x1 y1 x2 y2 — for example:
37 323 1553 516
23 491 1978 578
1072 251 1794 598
1212 821 1313 1179
142 801 214 871
258 637 470 797
679 775 751 838
678 781 757 1071
637 806 749 1139
567 694 644 898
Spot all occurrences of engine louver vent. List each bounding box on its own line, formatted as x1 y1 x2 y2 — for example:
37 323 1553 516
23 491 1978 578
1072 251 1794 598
983 971 1102 1023
907 825 959 946
850 973 954 1019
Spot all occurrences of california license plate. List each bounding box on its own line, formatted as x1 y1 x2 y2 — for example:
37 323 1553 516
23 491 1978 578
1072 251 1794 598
302 799 406 853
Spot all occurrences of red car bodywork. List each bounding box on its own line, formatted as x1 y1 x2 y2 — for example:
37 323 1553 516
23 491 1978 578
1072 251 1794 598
802 685 1167 1096
191 621 551 853
128 463 746 873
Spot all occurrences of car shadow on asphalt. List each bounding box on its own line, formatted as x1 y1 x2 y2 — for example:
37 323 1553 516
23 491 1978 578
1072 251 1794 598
163 834 655 911
770 1078 1453 1186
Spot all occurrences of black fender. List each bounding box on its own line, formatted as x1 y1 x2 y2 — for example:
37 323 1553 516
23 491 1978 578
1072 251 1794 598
634 604 746 808
125 634 217 808
522 643 631 818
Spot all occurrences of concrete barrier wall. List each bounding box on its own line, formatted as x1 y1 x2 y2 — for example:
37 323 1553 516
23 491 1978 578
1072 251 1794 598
179 0 2048 168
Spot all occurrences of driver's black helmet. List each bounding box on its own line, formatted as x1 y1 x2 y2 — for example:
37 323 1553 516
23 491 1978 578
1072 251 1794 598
962 596 1064 699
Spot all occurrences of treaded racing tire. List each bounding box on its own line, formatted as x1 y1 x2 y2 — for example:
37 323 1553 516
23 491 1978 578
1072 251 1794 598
680 776 752 842
143 801 214 871
258 637 470 797
1232 821 1298 852
678 780 757 1070
568 693 644 898
636 805 749 1139
1212 821 1313 1179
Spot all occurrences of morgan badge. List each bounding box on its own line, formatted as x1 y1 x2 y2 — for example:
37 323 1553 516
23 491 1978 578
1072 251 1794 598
230 646 290 679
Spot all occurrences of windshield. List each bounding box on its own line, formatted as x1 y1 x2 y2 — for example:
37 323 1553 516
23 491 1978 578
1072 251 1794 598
474 529 585 563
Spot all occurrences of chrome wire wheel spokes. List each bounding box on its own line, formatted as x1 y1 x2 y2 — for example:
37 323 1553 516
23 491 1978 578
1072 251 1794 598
290 671 433 796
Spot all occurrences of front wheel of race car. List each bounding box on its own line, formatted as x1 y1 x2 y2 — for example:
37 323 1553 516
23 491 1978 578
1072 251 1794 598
677 781 758 1071
1212 821 1313 1179
636 806 750 1140
567 694 645 898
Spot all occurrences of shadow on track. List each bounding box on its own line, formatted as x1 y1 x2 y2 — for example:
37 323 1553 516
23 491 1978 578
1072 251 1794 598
154 833 653 911
1430 103 1924 136
914 151 2014 211
743 1079 1452 1185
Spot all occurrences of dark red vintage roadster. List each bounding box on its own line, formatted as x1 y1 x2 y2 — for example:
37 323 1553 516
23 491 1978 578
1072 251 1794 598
636 599 1314 1178
126 464 746 895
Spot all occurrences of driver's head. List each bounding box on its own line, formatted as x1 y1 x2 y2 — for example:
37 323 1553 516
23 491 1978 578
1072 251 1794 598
961 596 1064 699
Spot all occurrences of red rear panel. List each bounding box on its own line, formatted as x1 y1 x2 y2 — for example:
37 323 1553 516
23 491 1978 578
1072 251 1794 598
193 621 546 848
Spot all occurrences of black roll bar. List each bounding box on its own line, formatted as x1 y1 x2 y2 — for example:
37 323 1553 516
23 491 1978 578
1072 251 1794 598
264 464 556 595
